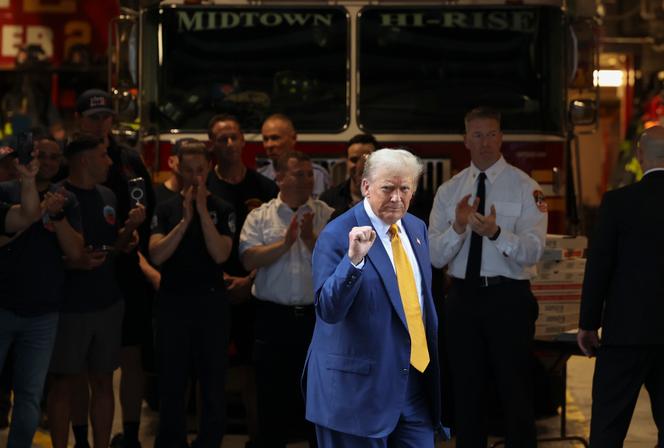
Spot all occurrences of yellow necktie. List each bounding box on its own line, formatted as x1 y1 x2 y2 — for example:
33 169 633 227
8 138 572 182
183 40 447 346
389 224 429 372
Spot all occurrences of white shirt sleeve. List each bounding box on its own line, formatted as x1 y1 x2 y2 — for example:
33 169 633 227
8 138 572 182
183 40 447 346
428 183 469 268
491 178 547 266
239 208 263 256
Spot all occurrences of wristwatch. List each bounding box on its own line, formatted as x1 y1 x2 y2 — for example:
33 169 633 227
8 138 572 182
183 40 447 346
489 225 501 241
48 210 66 222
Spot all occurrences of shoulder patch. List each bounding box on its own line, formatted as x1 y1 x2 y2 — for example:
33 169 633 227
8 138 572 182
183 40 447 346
103 205 117 225
533 190 548 213
150 214 158 231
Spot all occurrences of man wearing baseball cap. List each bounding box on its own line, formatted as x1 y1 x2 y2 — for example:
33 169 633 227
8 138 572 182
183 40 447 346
70 90 157 448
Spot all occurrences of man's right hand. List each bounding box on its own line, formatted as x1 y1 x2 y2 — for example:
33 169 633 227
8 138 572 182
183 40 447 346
453 194 480 234
348 226 376 265
577 329 600 357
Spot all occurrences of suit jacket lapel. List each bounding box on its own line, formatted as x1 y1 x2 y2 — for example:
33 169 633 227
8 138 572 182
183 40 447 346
353 204 408 330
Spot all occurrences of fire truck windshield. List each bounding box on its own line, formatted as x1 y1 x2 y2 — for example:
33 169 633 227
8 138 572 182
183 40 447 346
143 6 348 132
358 6 566 134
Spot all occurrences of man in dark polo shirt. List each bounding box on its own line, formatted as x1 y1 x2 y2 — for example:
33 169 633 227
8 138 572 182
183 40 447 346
206 114 277 443
150 143 234 448
0 140 80 447
47 134 146 448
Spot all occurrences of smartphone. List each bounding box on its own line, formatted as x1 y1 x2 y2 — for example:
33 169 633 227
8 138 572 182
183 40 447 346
128 177 146 206
14 132 34 165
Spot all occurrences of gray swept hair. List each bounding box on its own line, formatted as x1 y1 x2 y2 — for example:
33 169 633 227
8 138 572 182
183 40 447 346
362 148 423 186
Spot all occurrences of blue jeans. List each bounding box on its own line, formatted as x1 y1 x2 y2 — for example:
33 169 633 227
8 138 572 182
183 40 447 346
0 309 58 448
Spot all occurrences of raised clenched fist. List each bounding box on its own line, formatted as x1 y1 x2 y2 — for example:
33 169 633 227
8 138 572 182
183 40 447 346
348 226 376 265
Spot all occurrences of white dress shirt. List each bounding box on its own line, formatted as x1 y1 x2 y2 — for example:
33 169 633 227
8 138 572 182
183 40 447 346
258 160 331 199
239 194 333 305
361 199 425 314
428 156 547 280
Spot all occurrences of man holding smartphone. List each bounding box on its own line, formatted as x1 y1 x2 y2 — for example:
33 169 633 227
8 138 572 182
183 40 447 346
149 143 234 448
75 89 156 448
47 133 145 448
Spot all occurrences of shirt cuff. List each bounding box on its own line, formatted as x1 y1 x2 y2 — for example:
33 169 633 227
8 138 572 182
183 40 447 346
351 258 365 269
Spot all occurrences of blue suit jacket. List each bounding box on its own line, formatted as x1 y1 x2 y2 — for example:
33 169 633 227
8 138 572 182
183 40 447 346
303 203 442 437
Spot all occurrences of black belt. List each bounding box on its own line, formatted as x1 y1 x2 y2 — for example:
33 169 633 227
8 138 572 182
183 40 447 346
453 276 527 288
257 300 314 318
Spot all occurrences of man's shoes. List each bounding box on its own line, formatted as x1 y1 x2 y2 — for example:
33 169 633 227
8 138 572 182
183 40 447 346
110 432 142 448
110 433 124 447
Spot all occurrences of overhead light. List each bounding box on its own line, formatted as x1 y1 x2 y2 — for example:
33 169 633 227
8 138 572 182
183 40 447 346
593 70 624 87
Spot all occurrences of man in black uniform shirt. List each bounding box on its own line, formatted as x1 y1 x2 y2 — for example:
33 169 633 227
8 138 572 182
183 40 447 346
206 114 277 445
47 134 146 448
0 141 82 446
155 138 196 206
319 133 376 219
150 144 234 448
75 89 157 448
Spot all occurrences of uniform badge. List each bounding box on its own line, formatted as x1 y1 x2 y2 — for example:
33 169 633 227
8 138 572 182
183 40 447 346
209 210 218 225
227 212 236 234
150 215 158 231
533 190 548 213
103 205 117 226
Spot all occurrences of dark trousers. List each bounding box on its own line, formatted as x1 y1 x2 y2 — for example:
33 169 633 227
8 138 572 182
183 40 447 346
316 367 434 448
155 293 229 448
590 345 664 447
253 300 316 448
445 279 538 448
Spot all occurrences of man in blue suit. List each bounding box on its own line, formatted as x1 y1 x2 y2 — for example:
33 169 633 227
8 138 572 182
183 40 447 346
304 148 443 447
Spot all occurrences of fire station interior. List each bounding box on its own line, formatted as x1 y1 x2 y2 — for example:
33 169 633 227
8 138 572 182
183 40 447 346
1 0 664 447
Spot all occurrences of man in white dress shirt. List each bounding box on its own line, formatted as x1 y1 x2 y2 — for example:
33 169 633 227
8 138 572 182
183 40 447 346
428 107 547 447
240 150 333 448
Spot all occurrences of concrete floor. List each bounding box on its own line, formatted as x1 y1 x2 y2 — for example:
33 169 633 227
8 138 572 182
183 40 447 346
0 355 659 447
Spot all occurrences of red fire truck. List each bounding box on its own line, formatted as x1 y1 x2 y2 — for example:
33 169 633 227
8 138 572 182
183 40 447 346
110 0 599 233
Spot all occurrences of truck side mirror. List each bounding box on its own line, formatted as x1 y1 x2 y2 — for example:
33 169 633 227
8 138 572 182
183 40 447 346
569 99 596 126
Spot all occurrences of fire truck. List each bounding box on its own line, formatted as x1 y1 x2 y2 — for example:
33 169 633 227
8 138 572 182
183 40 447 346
110 0 599 233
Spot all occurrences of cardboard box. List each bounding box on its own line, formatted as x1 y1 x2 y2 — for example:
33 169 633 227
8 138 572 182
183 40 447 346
538 301 581 314
538 258 586 272
545 234 588 250
535 322 578 339
537 311 580 325
534 270 585 283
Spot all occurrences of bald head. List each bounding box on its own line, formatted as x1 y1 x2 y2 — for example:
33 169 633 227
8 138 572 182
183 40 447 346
638 126 664 170
261 114 297 163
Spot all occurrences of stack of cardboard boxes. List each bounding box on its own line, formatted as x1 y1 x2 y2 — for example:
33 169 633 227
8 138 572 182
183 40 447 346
532 235 588 340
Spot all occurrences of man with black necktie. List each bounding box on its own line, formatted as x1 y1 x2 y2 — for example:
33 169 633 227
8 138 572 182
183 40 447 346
428 107 547 447
578 125 664 447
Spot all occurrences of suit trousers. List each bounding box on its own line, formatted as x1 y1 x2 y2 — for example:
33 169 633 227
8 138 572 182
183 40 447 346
589 345 664 447
444 279 538 448
315 367 434 447
253 300 316 448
